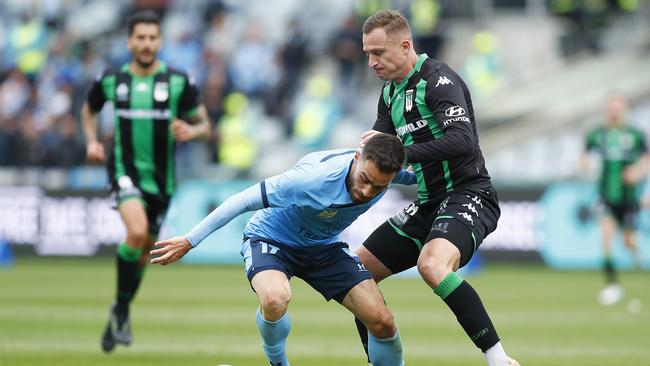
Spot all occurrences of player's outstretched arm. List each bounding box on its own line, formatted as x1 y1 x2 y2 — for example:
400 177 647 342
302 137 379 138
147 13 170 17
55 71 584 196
150 236 192 265
151 184 266 263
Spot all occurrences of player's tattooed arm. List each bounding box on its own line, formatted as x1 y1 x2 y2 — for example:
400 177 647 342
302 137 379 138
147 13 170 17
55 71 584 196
172 104 211 142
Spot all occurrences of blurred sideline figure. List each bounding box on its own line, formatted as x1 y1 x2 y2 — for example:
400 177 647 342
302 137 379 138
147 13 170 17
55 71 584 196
150 134 414 366
81 10 210 352
355 10 519 366
580 93 650 306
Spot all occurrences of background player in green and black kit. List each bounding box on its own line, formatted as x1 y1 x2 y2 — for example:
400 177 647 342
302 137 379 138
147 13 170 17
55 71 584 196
81 11 210 352
581 93 649 306
355 10 519 366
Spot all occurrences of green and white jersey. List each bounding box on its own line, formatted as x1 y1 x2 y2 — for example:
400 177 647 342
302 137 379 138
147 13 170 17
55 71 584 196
86 62 200 198
586 125 647 205
372 54 492 204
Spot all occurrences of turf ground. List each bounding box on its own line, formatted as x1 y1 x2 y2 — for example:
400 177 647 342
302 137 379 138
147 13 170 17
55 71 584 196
0 257 648 366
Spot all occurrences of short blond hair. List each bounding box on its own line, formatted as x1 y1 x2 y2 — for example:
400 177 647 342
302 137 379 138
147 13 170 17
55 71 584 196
362 9 411 39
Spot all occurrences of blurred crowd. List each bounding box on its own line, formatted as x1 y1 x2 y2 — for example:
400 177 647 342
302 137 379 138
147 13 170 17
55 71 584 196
549 0 649 56
0 0 455 171
0 0 646 172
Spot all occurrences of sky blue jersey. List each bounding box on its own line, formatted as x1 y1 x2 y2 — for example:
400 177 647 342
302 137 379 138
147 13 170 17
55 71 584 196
244 149 414 247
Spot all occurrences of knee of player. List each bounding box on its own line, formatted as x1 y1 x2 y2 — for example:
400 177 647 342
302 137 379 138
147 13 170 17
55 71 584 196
126 226 149 246
416 254 437 275
416 257 451 287
365 309 396 338
260 291 291 319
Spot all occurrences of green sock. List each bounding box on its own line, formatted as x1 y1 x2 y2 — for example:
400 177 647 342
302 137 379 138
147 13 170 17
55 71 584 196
131 264 148 301
435 272 500 352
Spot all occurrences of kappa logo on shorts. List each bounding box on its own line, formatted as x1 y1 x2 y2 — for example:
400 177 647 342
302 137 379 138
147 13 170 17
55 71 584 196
458 212 474 225
462 203 478 215
471 195 483 208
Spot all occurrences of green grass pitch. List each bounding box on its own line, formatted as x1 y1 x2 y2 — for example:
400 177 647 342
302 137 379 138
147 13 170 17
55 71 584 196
0 257 648 365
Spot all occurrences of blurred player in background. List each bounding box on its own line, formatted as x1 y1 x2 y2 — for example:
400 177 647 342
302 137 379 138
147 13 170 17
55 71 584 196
151 134 414 366
81 10 210 352
354 10 519 366
580 93 649 305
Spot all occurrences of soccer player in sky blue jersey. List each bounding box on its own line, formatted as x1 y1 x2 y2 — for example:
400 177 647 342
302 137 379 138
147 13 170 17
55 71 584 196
151 134 414 366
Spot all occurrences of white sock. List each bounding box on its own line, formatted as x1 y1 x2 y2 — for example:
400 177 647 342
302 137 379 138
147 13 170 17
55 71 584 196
484 341 508 366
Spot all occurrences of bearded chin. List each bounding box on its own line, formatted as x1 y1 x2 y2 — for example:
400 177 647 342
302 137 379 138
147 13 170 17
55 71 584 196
135 56 155 69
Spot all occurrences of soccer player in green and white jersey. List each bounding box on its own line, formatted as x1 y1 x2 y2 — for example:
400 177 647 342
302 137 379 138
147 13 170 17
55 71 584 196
582 93 650 305
81 10 210 352
354 10 519 366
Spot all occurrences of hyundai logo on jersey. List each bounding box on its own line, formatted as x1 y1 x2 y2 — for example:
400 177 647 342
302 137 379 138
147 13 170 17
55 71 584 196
445 106 465 117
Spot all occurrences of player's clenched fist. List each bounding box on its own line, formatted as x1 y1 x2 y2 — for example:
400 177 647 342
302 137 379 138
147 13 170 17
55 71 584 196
171 118 197 142
86 141 106 163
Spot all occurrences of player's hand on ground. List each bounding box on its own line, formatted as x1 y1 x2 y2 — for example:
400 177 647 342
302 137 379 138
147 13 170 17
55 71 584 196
171 118 197 142
86 141 106 163
150 236 192 265
358 130 383 150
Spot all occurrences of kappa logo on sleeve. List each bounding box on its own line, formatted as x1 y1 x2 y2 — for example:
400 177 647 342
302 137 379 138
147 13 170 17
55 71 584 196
435 75 454 87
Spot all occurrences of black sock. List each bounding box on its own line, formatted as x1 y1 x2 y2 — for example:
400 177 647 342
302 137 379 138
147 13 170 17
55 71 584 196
116 243 142 314
354 316 370 362
435 272 499 352
130 265 147 302
604 257 617 284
